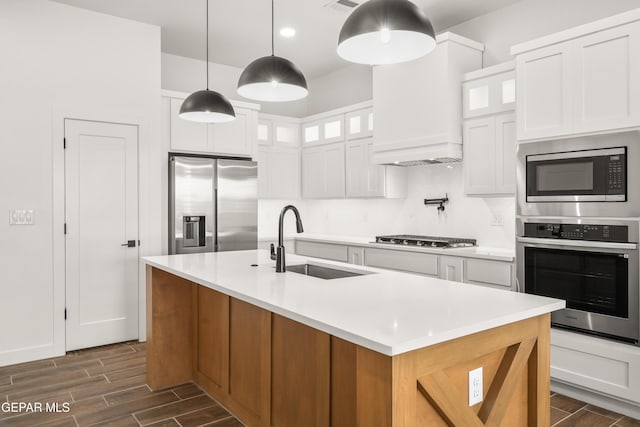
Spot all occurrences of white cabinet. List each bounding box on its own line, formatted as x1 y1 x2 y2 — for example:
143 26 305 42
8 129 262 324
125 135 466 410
257 146 300 199
302 115 345 145
295 240 349 262
365 248 439 277
462 62 515 119
347 246 364 266
256 115 301 199
463 113 516 195
302 143 345 199
513 15 640 141
439 256 463 282
463 258 513 290
165 92 258 157
551 328 640 404
372 33 484 164
345 107 374 140
345 139 407 199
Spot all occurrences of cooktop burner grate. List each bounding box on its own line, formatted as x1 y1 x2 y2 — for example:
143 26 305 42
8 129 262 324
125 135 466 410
374 234 477 248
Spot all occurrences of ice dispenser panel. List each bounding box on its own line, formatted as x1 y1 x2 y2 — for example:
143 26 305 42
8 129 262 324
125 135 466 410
183 216 205 248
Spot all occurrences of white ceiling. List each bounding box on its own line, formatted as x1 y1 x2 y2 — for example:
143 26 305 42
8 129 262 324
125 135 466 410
51 0 519 79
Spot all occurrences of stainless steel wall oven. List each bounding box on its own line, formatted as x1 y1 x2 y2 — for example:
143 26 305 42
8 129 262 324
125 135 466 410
516 218 639 345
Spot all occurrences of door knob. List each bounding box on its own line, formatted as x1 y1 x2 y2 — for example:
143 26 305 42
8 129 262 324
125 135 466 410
121 240 136 248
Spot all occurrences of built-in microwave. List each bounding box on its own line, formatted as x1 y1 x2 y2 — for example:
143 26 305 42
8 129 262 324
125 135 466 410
517 131 640 217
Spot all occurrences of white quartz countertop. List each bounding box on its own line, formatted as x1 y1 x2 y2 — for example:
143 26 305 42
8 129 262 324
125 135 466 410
287 233 516 262
143 250 563 356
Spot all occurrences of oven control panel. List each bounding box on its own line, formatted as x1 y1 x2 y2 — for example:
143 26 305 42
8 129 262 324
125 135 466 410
523 222 629 242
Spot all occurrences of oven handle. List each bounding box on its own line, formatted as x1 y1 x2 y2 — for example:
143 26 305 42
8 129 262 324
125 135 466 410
516 237 637 250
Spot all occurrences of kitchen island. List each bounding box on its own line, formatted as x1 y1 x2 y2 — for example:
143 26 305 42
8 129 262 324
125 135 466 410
143 250 564 427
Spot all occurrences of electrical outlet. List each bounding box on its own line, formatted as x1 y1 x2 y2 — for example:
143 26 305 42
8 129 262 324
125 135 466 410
490 214 504 226
469 367 483 406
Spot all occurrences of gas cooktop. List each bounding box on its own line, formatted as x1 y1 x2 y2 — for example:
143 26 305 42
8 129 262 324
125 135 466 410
374 234 477 248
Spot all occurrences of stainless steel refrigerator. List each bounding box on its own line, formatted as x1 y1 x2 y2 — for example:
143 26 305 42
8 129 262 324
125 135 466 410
169 154 257 254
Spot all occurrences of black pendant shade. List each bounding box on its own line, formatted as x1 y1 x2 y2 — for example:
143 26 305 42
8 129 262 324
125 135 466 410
179 89 236 123
337 0 436 65
237 55 308 102
180 0 235 123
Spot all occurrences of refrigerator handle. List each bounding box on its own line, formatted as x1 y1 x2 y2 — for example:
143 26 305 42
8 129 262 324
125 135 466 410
214 187 219 252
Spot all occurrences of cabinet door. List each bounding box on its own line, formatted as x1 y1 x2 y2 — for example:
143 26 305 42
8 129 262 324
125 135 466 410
256 147 269 198
345 140 367 197
347 246 364 266
257 119 272 146
322 115 345 144
268 147 300 199
209 108 253 156
324 143 346 198
303 121 321 145
494 113 516 194
302 146 326 198
274 122 300 148
271 314 330 427
197 286 229 390
169 98 209 152
463 117 496 195
572 22 640 133
516 42 573 140
365 248 439 277
463 259 513 290
439 256 463 282
345 108 373 140
295 240 348 262
463 71 516 119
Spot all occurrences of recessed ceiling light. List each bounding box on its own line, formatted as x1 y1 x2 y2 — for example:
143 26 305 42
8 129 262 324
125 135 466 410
280 27 296 38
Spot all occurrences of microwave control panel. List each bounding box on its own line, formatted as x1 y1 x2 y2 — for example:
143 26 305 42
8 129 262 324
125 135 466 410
607 154 625 193
523 222 629 242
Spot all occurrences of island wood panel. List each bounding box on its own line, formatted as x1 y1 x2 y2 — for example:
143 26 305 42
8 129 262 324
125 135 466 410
228 298 271 424
146 266 195 390
197 286 229 391
271 314 330 427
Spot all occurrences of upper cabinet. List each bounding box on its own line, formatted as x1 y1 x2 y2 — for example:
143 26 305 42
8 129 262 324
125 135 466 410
163 90 259 158
302 115 345 145
462 63 516 196
512 10 640 141
256 114 301 199
345 107 374 140
372 33 484 165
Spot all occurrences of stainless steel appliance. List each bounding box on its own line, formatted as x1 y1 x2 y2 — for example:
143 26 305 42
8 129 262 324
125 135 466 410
516 217 639 344
374 235 476 248
517 131 640 217
169 154 257 254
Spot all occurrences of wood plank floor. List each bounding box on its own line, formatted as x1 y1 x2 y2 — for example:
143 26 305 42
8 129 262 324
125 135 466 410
0 342 243 427
0 341 638 426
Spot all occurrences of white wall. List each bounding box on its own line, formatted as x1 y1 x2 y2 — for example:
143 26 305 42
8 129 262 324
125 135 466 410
304 64 373 116
0 0 161 365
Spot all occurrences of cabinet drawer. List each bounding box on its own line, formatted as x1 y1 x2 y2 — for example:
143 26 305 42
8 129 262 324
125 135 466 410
295 241 348 262
364 248 438 276
463 259 512 288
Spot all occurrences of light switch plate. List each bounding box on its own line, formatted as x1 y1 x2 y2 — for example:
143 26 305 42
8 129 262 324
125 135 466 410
490 214 504 226
469 367 483 406
9 209 34 225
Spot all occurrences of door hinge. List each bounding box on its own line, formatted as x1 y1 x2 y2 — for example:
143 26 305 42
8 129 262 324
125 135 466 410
63 137 66 149
64 309 67 320
64 223 67 234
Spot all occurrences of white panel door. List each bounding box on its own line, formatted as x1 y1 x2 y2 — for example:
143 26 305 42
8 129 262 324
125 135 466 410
209 108 252 156
302 146 325 198
572 22 640 133
65 119 139 351
346 140 367 197
516 42 572 140
494 113 516 194
324 142 346 198
463 117 495 195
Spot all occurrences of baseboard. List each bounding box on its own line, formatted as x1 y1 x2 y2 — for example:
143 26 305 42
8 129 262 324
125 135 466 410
551 379 640 420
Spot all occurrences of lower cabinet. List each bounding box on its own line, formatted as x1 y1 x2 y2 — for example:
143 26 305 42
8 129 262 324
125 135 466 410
295 240 349 262
463 258 513 289
271 315 330 426
439 256 463 282
365 248 439 277
197 286 229 390
551 328 640 404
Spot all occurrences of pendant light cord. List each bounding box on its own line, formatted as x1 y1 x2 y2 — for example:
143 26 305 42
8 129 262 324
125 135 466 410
271 0 275 56
206 0 210 90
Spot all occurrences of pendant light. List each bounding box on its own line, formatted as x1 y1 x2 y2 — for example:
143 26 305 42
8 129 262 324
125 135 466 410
337 0 436 65
237 0 308 102
180 0 235 123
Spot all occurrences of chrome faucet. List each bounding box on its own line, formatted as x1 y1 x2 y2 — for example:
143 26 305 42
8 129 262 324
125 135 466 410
270 205 304 272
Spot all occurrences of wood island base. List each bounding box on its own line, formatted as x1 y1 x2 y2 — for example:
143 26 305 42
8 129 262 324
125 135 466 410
146 266 551 427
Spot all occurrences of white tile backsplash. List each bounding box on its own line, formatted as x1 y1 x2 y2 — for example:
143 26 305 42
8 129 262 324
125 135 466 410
258 163 515 250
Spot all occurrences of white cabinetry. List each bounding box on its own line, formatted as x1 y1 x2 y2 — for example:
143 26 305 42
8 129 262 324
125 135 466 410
551 328 640 404
164 91 259 158
365 248 440 277
302 115 345 145
512 12 640 141
256 115 301 199
462 62 515 119
463 258 513 289
295 240 349 262
302 143 345 199
345 107 374 140
463 114 516 195
345 138 406 198
439 256 463 282
372 33 484 164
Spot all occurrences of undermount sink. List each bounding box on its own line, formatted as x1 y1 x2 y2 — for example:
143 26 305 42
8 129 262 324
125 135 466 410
286 263 373 280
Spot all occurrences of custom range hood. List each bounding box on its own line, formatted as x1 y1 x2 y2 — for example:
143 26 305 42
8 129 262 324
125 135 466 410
371 33 484 166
